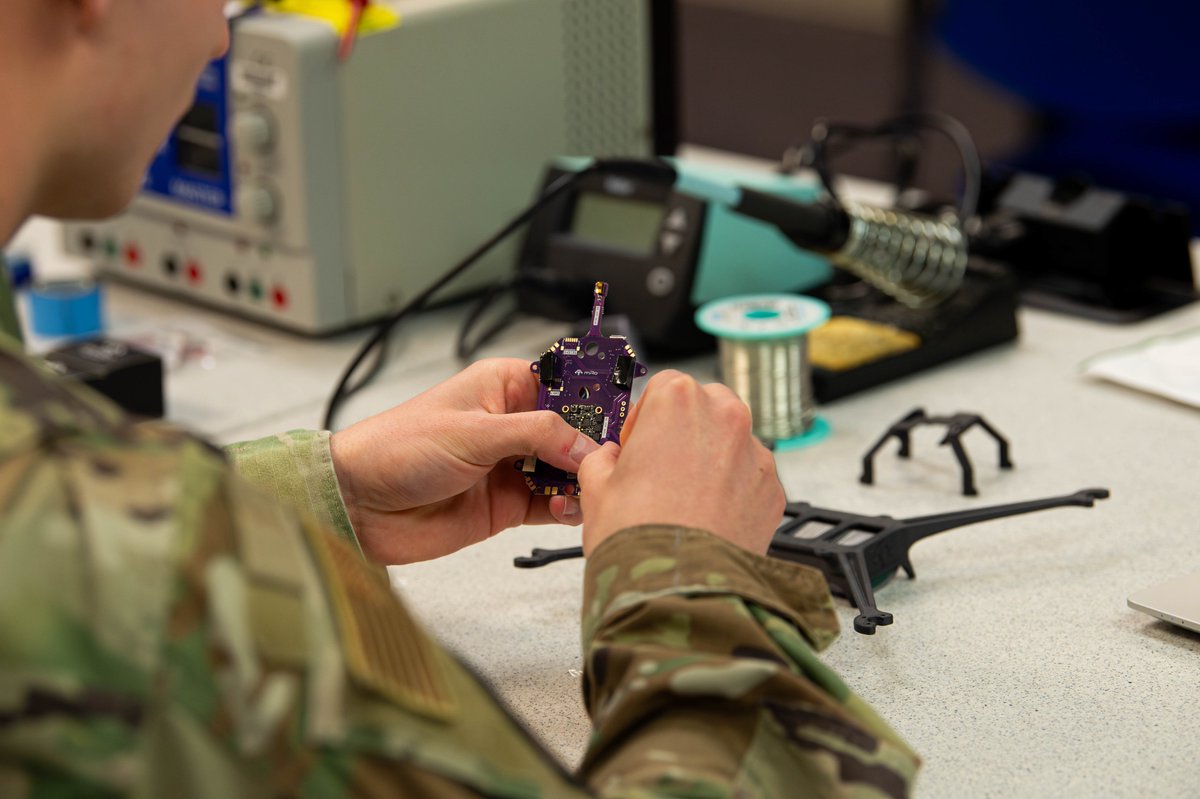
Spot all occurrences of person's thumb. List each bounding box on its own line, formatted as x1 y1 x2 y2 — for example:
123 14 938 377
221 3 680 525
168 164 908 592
547 495 582 525
468 410 599 473
578 440 620 496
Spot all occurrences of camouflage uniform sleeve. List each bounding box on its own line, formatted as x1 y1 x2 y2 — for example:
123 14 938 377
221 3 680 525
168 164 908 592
0 348 594 798
224 430 361 555
0 255 23 345
578 526 921 798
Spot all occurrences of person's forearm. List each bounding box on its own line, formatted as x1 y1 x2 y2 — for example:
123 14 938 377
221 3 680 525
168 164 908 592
579 526 920 798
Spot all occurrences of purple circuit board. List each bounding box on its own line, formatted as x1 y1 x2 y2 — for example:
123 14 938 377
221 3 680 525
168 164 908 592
519 281 647 496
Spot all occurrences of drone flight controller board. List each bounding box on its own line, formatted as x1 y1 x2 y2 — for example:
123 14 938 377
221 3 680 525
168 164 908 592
521 281 647 495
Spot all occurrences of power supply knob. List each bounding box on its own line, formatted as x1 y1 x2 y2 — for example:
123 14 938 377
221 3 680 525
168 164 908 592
233 110 274 154
237 183 278 224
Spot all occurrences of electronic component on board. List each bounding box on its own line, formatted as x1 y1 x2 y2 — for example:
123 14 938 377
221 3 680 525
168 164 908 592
519 281 647 496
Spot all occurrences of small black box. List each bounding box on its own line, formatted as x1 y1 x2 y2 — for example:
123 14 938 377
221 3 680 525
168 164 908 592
43 338 164 418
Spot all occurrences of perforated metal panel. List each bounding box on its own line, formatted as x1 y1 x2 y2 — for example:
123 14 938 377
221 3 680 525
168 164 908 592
562 0 654 156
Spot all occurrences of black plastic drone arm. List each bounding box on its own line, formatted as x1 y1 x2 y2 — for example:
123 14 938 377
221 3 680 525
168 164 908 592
766 488 1110 634
513 488 1111 635
896 488 1109 544
835 551 893 634
514 546 583 567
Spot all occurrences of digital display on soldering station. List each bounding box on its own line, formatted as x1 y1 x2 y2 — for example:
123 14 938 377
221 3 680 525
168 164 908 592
570 193 665 255
173 102 223 179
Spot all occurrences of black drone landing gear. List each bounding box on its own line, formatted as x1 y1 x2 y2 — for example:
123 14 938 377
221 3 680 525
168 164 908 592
861 408 1013 496
769 488 1107 633
515 488 1110 634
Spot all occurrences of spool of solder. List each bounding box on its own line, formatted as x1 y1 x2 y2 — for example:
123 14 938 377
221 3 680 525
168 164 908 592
695 293 831 450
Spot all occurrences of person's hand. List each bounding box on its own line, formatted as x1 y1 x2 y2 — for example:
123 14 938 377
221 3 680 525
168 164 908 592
577 370 785 556
329 358 599 564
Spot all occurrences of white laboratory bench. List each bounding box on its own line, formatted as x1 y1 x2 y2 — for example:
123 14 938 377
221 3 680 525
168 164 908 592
13 187 1200 797
85 270 1200 799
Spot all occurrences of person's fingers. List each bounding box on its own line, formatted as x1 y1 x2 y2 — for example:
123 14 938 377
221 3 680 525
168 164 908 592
484 466 564 530
577 441 624 555
438 358 541 414
618 369 689 446
577 441 620 496
463 409 599 473
618 394 643 447
493 357 542 413
547 495 582 526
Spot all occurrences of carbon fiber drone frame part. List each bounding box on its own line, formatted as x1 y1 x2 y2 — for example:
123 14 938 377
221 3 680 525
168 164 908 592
514 488 1110 635
770 488 1109 633
860 407 1013 496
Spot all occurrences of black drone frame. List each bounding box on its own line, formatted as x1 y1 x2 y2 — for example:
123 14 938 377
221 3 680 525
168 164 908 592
861 407 1013 496
515 488 1109 634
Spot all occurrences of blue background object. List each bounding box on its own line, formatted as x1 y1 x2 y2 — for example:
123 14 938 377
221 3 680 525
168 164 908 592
141 56 233 215
29 282 105 339
5 254 33 290
938 1 1200 227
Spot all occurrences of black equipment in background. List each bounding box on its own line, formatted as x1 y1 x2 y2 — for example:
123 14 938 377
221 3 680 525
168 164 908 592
972 169 1197 322
505 115 1021 401
510 157 846 356
806 256 1020 403
516 165 710 352
514 165 714 354
43 338 165 419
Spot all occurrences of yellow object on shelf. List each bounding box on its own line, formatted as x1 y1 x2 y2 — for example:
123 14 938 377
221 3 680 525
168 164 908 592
265 0 400 36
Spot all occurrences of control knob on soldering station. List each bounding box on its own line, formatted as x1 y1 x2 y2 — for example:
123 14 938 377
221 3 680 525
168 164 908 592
236 181 279 225
233 109 275 155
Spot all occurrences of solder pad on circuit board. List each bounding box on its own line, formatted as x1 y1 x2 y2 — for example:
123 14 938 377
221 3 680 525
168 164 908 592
519 281 647 496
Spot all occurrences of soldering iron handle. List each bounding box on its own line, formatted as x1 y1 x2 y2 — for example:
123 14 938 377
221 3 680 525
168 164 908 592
733 188 851 253
592 157 678 185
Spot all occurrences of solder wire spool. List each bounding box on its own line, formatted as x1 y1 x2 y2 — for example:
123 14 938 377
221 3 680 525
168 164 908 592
695 294 831 450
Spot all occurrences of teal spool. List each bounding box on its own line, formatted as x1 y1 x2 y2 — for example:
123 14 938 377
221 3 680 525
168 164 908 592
696 294 831 448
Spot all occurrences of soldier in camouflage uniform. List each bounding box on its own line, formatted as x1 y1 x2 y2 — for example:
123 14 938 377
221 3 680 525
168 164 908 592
0 0 920 796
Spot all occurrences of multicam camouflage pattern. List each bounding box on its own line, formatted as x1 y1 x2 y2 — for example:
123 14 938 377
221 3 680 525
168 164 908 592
579 527 919 798
0 258 21 344
0 336 918 797
225 430 362 555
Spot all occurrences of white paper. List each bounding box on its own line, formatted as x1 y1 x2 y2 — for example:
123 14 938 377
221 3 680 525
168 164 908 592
1082 328 1200 409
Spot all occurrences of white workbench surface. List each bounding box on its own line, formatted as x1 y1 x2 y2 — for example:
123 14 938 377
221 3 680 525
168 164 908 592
15 193 1200 797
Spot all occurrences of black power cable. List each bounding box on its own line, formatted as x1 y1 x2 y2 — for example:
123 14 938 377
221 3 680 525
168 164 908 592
784 112 983 223
454 274 520 363
322 158 679 430
453 271 601 363
322 168 589 430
